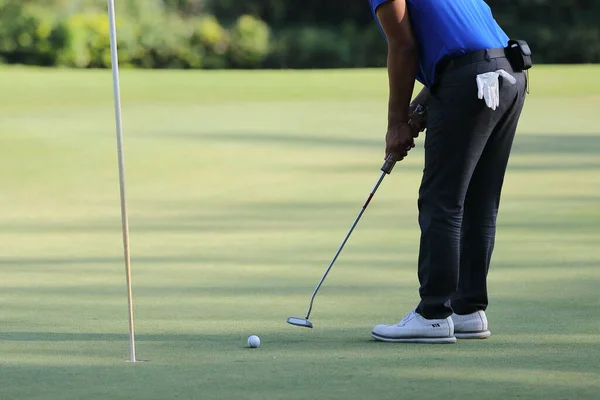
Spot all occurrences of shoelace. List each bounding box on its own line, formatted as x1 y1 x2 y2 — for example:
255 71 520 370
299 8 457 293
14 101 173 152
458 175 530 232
397 310 416 326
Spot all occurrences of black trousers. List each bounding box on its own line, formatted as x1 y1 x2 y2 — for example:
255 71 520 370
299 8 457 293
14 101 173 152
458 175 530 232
415 55 527 319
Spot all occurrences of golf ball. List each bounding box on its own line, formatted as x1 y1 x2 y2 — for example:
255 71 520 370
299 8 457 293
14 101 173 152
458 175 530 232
247 335 260 348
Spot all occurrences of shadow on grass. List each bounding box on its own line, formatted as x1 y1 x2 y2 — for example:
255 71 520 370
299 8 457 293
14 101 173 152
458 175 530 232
2 252 596 272
163 131 600 153
160 131 383 149
0 280 417 299
0 331 258 342
0 362 596 400
511 133 600 155
3 188 598 237
164 130 600 161
499 217 600 230
1 201 416 234
2 330 598 378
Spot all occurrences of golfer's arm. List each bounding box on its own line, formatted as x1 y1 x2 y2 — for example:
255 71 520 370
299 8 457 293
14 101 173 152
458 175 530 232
376 0 419 128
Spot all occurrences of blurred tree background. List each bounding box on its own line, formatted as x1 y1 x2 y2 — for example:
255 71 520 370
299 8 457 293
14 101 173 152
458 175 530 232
0 0 598 69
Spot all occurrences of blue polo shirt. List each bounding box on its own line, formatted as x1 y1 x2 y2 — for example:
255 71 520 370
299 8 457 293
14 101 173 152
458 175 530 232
369 0 510 88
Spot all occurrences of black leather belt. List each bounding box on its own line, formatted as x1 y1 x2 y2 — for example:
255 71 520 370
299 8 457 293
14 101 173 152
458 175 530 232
449 47 507 68
436 48 506 75
435 47 507 78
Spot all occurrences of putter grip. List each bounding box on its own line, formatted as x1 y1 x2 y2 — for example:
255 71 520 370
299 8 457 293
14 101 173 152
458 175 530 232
380 104 427 175
381 154 396 174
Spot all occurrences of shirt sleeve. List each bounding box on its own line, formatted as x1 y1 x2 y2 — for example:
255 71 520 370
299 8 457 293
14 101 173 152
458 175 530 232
369 0 391 15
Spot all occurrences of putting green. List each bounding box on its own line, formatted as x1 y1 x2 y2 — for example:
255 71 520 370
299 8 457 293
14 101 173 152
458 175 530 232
1 66 599 400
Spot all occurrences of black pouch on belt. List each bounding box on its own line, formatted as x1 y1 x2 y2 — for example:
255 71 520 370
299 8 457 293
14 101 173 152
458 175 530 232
506 39 533 71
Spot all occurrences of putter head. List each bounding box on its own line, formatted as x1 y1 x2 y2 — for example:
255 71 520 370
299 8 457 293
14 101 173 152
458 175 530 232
286 317 313 328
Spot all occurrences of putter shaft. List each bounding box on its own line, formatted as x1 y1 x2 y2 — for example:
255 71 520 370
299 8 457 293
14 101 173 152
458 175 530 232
295 106 425 325
304 168 389 320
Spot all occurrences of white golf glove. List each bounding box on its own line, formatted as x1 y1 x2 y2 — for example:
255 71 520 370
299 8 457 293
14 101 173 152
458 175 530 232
476 69 517 110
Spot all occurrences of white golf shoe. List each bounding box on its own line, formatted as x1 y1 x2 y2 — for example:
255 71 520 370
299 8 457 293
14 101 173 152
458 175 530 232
371 310 457 344
451 310 491 339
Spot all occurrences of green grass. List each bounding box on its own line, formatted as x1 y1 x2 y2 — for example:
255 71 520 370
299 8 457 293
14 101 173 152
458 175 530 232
1 65 599 400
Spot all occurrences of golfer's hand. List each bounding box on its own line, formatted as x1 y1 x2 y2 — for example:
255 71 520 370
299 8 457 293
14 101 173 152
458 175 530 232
408 104 427 134
385 123 416 162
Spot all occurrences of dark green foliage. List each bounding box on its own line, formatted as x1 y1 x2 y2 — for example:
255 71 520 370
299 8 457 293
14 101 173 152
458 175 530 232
267 24 386 69
0 3 70 66
59 13 112 68
487 0 600 63
207 0 373 29
228 15 270 68
189 16 230 69
0 0 597 68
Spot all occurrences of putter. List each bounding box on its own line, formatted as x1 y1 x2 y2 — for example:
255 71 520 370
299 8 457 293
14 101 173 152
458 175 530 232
286 155 396 328
287 106 425 329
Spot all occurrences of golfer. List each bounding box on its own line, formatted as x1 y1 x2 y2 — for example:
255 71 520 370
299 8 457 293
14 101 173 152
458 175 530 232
369 0 530 343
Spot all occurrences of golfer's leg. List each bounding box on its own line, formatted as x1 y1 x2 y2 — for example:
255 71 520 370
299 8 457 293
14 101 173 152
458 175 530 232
415 70 497 320
453 68 527 315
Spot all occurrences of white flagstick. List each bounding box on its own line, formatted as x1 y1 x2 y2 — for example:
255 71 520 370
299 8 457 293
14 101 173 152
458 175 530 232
107 0 137 363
